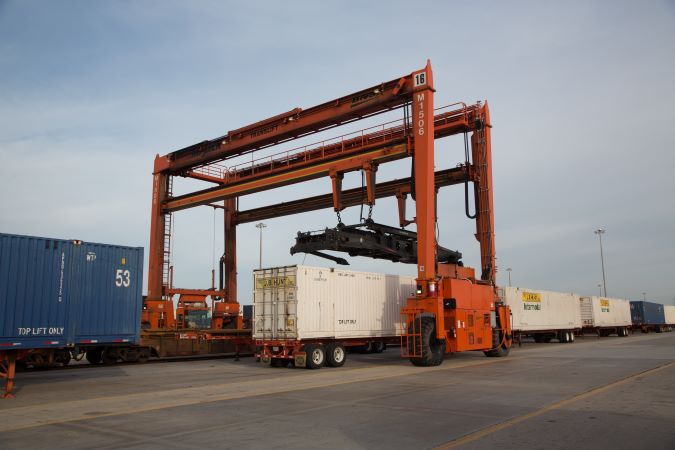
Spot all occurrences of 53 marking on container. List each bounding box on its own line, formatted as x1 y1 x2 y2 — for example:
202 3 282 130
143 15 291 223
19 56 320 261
115 269 131 287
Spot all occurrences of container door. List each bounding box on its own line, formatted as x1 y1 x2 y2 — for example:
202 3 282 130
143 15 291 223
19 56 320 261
0 235 72 347
580 297 593 327
253 267 298 340
69 243 143 344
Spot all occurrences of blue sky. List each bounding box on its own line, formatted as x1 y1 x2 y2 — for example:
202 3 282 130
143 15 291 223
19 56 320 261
1 1 674 304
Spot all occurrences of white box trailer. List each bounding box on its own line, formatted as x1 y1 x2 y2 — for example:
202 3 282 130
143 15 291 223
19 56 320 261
501 286 581 343
664 305 675 326
579 296 631 336
253 265 416 369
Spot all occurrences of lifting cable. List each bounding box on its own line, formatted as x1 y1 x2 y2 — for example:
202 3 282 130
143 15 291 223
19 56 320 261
212 207 217 276
464 131 477 219
360 169 365 222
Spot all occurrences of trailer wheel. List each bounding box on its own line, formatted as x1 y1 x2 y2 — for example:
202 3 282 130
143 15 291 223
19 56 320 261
86 348 103 365
304 344 325 370
137 348 150 363
409 317 445 367
102 349 118 365
371 341 385 353
559 331 569 343
569 331 575 342
326 343 346 367
55 350 71 366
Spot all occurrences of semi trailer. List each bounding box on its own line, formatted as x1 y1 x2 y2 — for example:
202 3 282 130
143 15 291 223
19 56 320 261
501 287 581 344
579 296 631 337
254 265 415 368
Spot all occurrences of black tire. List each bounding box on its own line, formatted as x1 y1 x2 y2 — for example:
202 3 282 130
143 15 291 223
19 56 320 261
484 345 510 357
325 343 346 367
569 331 575 342
55 350 71 366
86 348 103 365
371 341 385 353
559 331 569 343
408 317 446 367
137 348 150 363
304 344 325 370
102 349 118 365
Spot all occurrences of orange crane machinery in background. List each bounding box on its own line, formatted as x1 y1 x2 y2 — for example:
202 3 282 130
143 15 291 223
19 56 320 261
145 60 512 365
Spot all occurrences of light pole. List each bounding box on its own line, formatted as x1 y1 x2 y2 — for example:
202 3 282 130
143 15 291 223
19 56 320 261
598 284 602 296
255 222 267 269
506 267 512 287
594 228 607 297
642 292 646 301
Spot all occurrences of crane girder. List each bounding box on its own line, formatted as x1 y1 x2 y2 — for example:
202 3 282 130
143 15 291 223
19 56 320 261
156 69 424 174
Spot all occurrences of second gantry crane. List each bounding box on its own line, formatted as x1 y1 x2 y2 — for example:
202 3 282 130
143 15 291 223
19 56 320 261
144 60 512 366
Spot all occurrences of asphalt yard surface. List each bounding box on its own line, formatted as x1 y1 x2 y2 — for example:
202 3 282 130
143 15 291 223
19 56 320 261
1 332 674 450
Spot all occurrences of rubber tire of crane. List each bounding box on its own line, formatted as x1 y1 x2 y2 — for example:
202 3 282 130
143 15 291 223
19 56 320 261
304 344 325 370
484 345 510 358
85 348 103 365
325 343 346 367
409 317 446 367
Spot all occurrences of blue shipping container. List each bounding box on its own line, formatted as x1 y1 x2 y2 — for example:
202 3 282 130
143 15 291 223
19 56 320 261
629 301 665 326
0 233 143 349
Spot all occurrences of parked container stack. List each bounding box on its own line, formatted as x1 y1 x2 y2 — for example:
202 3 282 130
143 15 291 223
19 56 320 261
501 286 581 343
579 296 631 337
0 233 145 397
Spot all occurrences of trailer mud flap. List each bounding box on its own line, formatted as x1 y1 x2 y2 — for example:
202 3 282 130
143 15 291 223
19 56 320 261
294 352 307 368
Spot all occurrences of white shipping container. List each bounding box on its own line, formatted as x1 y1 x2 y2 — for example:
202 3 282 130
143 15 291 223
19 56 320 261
501 286 581 331
579 296 632 328
252 265 417 341
664 305 675 325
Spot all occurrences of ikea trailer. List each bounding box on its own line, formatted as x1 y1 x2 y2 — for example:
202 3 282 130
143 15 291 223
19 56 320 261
579 296 631 337
253 265 416 369
0 233 144 397
501 286 581 344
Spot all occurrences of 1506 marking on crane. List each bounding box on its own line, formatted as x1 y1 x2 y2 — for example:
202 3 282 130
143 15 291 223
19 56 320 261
415 93 426 136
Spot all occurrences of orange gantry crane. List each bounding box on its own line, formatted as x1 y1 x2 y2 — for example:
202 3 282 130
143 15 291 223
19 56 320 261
144 60 512 365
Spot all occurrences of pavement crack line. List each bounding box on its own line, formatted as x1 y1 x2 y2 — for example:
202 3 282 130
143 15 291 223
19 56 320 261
433 359 675 450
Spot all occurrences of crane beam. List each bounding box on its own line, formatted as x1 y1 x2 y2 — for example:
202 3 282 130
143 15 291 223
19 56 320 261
233 167 470 224
155 66 430 174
